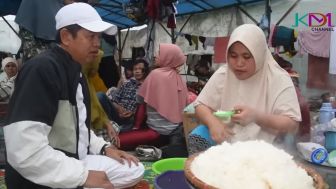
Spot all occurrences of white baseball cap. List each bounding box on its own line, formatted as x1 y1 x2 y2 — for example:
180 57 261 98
55 2 117 35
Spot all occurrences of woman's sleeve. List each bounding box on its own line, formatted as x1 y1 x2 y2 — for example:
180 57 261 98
0 80 14 101
194 67 225 111
272 86 302 122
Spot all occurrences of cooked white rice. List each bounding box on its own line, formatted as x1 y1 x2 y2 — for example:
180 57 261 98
190 140 314 189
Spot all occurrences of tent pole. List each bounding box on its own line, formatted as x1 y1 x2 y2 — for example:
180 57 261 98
117 28 130 75
158 22 173 38
178 14 193 34
265 0 271 37
237 6 258 24
1 16 21 39
121 28 130 53
276 0 301 26
171 28 176 44
117 28 122 76
147 20 155 51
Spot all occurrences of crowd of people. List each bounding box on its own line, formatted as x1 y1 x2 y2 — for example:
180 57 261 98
0 1 308 189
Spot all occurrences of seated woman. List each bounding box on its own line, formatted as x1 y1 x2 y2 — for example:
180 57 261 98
82 50 120 147
188 24 301 154
98 58 149 131
0 57 19 102
119 43 188 150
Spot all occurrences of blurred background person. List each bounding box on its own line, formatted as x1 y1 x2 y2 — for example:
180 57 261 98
0 57 18 102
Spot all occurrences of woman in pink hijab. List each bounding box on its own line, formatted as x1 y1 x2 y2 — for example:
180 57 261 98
188 24 301 154
139 43 188 124
118 43 188 150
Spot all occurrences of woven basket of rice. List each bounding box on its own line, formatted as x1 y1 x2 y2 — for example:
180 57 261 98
184 153 325 189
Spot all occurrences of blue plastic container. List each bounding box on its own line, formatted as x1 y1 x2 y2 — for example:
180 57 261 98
154 170 193 189
319 103 335 124
324 131 336 152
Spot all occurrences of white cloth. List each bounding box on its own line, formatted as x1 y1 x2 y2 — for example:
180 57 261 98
77 81 90 159
83 155 144 189
329 27 336 74
77 79 144 188
0 15 21 54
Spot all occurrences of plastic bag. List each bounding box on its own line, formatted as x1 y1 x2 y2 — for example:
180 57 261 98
135 145 162 161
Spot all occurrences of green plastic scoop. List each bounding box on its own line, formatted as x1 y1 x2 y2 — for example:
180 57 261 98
213 111 235 119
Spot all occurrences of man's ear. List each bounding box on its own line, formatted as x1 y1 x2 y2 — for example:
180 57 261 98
59 29 72 46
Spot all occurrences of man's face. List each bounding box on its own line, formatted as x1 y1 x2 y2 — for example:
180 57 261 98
133 62 145 81
64 28 101 65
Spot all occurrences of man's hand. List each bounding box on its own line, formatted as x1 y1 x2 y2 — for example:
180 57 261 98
105 148 139 167
84 170 114 189
105 122 120 148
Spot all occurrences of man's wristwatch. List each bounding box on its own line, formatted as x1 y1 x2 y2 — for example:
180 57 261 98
100 143 112 155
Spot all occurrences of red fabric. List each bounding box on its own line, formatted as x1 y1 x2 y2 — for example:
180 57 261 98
133 104 147 130
307 54 336 90
187 91 197 105
214 37 230 63
295 87 311 139
119 128 169 150
146 0 160 20
167 14 176 28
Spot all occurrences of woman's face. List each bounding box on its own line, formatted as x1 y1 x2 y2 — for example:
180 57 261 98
227 42 256 80
133 62 145 81
4 62 18 78
125 69 133 79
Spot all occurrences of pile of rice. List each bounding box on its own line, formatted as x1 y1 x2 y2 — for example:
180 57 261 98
190 141 314 189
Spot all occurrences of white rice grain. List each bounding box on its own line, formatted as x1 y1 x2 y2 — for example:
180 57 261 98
190 141 314 189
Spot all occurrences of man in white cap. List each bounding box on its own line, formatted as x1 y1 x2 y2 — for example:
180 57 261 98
4 3 144 189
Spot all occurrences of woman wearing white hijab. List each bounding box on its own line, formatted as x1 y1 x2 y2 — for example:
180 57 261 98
0 57 18 101
188 24 301 153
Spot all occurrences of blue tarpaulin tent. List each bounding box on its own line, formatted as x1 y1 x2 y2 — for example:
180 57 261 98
94 0 265 29
0 0 266 29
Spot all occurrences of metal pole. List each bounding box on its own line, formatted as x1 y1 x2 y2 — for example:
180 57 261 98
276 0 301 26
1 16 21 39
237 6 258 24
117 29 122 76
265 0 271 36
171 28 176 44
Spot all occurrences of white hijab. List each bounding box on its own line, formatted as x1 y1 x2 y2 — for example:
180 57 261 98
197 24 301 143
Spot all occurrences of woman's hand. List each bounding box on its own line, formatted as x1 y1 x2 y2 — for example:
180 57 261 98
195 104 234 144
208 118 234 144
119 110 133 118
105 148 140 167
105 122 120 148
114 103 133 118
231 105 258 126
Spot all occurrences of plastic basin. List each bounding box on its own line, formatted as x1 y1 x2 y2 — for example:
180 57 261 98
154 170 192 189
152 158 187 174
